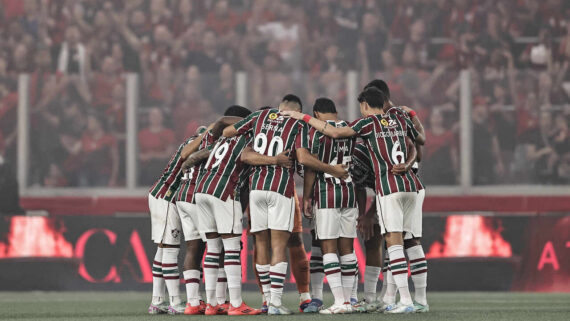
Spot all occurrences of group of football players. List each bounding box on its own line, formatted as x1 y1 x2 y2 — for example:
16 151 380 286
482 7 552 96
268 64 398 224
147 79 428 315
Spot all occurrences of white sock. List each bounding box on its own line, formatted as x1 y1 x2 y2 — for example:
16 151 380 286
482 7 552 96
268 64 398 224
300 292 311 303
183 269 201 306
352 258 359 301
340 253 357 303
364 265 382 303
388 245 412 305
379 256 389 302
162 247 182 305
256 264 271 303
152 247 166 304
204 238 222 305
407 245 428 305
269 262 288 307
309 246 324 301
323 253 344 306
222 237 243 308
216 268 227 305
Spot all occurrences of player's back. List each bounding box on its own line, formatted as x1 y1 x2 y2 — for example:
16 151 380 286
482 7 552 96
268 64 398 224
195 133 252 201
309 120 356 208
234 108 309 198
150 136 194 200
356 113 422 196
176 130 216 203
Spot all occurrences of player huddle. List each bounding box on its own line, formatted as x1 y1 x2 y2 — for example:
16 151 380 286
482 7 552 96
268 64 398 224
147 79 428 315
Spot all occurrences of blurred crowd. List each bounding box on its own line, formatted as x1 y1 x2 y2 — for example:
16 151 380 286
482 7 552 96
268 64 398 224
0 0 569 187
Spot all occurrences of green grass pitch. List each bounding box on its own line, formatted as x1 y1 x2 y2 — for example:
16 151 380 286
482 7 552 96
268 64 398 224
0 291 568 321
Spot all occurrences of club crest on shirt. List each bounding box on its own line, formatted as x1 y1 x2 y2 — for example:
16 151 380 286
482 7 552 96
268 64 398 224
381 119 389 126
171 228 180 239
269 113 278 120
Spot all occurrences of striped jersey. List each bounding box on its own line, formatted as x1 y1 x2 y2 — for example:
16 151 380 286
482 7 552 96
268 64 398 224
149 136 194 202
386 106 425 191
351 141 375 190
195 133 253 201
350 113 423 196
308 120 356 209
233 108 309 198
176 131 216 203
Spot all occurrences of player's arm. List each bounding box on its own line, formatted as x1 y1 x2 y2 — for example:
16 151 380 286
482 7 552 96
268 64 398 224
282 111 357 138
356 188 375 241
296 148 349 179
302 167 317 219
392 136 417 175
416 143 423 163
399 106 426 145
240 146 293 168
180 123 215 159
181 149 210 171
211 116 244 140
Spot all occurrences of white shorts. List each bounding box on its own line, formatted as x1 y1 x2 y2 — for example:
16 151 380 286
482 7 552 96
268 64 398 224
405 189 425 240
148 193 182 245
176 201 206 241
376 192 417 235
249 190 295 233
195 193 243 235
314 207 358 240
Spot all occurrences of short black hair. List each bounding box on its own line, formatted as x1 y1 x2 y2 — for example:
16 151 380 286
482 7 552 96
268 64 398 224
259 106 273 110
364 79 390 99
313 97 337 114
281 94 303 112
357 87 387 109
224 105 252 118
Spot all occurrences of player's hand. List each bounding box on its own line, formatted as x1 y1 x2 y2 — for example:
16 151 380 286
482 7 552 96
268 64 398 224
303 198 314 219
275 150 293 168
331 164 349 180
391 163 410 175
357 214 375 241
281 110 304 120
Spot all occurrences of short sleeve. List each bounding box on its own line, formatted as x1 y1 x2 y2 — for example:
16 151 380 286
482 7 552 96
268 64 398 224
294 121 310 150
405 117 419 141
350 117 373 137
308 128 320 154
234 110 260 135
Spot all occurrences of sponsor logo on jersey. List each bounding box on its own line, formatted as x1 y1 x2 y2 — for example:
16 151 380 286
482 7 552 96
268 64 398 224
381 119 389 126
269 113 278 120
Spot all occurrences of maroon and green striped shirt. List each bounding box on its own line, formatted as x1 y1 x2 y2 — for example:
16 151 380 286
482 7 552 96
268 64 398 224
351 140 375 190
350 113 423 196
309 120 356 209
233 108 309 198
149 136 194 202
176 131 216 203
195 133 253 201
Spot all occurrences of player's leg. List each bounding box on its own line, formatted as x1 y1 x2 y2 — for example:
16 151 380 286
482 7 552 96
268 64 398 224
288 233 312 311
288 196 312 312
250 191 272 308
159 202 184 314
214 197 260 315
404 189 428 312
216 250 228 309
176 201 206 314
195 193 224 314
308 230 325 310
338 208 358 311
266 191 296 315
148 194 168 314
380 193 416 314
315 208 347 314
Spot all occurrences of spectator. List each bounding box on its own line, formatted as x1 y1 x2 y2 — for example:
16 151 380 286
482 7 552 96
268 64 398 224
422 109 459 185
138 108 175 186
78 114 119 187
54 25 89 79
472 103 505 185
